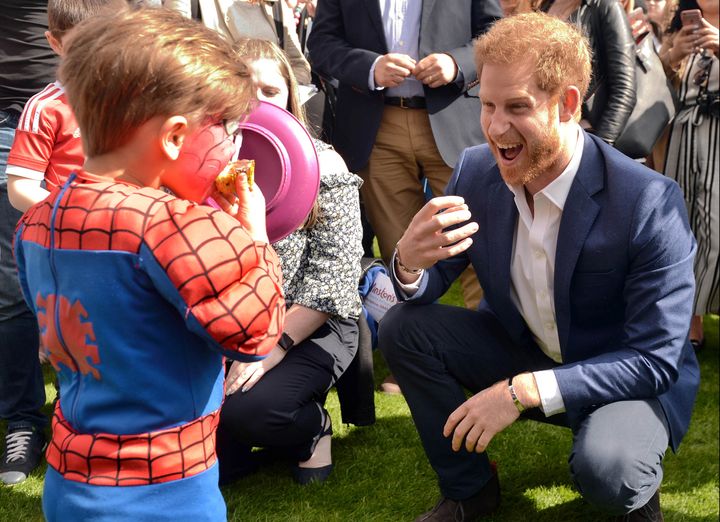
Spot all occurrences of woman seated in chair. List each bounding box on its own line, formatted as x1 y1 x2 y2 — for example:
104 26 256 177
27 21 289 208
216 38 364 485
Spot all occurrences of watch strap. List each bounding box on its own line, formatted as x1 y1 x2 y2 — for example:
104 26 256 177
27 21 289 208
508 377 526 413
278 332 295 352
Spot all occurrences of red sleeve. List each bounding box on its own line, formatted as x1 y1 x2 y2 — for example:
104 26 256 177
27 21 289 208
6 89 58 177
143 199 285 359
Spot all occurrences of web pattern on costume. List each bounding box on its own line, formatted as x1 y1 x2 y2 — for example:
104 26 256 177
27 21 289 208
20 179 284 356
46 404 220 486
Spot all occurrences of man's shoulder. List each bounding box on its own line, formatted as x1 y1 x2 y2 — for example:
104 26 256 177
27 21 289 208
457 144 497 172
590 134 674 191
454 144 500 185
584 134 682 214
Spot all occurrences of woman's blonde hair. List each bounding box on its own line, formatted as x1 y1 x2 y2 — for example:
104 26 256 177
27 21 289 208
60 7 254 157
233 37 319 230
233 38 308 128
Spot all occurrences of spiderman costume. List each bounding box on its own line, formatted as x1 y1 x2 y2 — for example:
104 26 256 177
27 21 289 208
14 170 285 521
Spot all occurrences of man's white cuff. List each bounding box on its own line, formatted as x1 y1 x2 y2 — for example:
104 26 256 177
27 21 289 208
533 369 566 416
369 56 385 91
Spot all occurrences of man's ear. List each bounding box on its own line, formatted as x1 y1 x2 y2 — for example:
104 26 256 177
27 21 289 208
160 116 190 161
559 86 582 122
45 30 64 56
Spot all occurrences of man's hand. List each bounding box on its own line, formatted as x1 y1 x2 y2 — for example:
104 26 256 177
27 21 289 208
413 53 458 88
444 373 541 453
225 346 286 395
396 196 478 276
374 53 416 88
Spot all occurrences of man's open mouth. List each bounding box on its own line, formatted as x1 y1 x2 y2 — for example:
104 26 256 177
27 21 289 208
497 143 523 161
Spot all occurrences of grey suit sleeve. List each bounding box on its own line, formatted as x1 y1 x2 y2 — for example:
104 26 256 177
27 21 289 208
445 0 502 89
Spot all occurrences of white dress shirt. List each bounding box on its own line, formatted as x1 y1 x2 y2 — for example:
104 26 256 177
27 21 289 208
395 125 584 416
506 126 583 415
367 0 424 98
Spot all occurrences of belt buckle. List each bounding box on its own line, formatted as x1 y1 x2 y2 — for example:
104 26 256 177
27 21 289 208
400 97 407 109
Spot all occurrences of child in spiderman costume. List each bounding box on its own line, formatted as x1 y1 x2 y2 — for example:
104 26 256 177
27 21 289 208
13 7 285 521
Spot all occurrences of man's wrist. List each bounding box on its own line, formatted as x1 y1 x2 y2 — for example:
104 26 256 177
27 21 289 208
508 377 526 412
395 241 422 275
509 373 541 410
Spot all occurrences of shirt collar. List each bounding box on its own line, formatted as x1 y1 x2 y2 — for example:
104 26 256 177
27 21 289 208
506 124 583 211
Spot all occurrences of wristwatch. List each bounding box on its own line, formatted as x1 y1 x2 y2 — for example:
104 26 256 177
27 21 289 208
508 376 526 413
277 332 295 352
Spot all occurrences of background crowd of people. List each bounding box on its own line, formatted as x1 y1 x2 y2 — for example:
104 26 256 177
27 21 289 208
0 0 717 521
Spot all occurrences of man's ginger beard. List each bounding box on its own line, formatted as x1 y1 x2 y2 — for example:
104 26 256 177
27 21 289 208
496 108 562 188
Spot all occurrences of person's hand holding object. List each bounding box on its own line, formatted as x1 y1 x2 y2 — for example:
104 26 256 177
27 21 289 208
395 196 478 283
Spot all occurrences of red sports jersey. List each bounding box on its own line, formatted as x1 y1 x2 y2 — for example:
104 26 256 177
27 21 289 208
6 81 84 190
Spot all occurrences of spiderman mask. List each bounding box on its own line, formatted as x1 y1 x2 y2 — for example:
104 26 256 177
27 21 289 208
162 120 241 203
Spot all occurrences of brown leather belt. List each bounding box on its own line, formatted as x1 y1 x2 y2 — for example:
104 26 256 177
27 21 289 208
384 96 427 109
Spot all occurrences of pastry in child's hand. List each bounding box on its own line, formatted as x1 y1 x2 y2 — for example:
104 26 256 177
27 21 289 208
215 159 256 196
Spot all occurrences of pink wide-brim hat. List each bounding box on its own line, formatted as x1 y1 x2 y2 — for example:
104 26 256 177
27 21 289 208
237 101 320 243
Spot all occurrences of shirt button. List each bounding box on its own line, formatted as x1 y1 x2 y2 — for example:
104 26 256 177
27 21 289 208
399 40 404 46
534 250 544 259
545 322 555 330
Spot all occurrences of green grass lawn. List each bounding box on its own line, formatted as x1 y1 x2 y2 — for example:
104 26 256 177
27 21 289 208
2 306 718 521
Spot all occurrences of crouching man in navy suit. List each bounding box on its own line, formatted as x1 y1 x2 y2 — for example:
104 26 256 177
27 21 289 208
379 13 699 522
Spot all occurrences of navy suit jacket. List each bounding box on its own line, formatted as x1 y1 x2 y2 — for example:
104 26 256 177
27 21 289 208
406 132 700 451
306 0 501 172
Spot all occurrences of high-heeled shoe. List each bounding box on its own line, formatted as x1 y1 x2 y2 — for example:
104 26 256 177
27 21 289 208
292 410 333 485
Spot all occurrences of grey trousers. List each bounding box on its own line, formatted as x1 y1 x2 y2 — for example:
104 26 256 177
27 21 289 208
379 303 669 515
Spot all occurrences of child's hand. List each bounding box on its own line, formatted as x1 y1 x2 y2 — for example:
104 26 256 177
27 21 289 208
210 171 269 243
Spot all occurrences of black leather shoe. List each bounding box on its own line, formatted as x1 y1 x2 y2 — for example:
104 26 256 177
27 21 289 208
612 490 664 522
414 470 500 522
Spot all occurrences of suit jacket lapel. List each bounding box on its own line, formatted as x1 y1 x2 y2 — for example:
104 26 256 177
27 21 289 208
363 0 388 50
488 179 527 337
421 0 438 30
554 133 603 356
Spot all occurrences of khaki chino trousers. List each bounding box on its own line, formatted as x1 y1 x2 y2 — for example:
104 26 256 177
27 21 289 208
359 105 482 309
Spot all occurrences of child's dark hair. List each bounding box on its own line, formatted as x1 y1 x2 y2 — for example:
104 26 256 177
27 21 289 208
48 0 127 39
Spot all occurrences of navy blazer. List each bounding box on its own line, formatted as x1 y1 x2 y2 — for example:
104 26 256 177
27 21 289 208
307 0 501 172
406 132 700 451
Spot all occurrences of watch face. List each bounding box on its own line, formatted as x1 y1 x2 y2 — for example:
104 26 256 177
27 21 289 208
279 332 294 351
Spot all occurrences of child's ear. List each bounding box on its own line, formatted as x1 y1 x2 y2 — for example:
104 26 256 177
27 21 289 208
160 116 189 160
45 30 64 56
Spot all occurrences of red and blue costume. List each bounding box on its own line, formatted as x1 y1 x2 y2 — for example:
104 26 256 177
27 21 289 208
14 171 285 521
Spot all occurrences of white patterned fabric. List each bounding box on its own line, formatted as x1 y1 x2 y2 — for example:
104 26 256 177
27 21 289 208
272 140 364 319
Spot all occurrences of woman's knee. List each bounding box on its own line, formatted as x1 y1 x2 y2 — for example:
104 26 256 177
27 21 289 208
222 391 285 438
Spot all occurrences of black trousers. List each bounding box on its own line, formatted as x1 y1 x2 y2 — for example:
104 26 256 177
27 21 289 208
217 316 357 479
379 303 669 515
